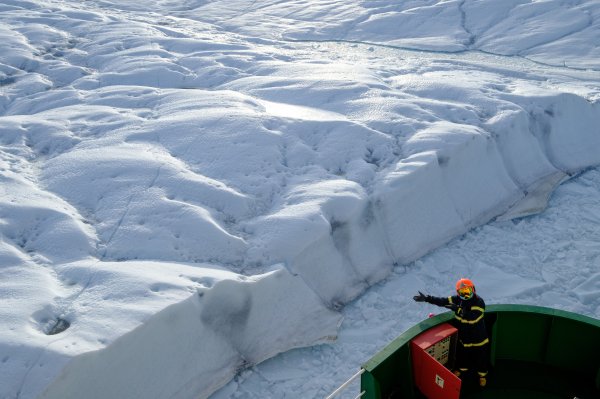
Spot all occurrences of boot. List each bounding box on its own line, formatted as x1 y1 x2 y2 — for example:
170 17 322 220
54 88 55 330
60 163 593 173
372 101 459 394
478 372 488 387
453 368 467 378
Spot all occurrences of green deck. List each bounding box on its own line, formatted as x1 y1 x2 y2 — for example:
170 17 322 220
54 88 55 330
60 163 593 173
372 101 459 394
361 305 600 399
461 360 598 399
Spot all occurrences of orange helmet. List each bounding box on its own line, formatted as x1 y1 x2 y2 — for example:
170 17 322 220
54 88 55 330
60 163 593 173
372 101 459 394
456 278 475 300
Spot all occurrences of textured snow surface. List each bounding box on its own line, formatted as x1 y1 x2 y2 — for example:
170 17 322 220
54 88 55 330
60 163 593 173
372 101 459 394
0 1 599 398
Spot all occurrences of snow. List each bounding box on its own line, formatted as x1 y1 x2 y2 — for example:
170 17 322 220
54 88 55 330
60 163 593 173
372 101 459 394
0 1 599 399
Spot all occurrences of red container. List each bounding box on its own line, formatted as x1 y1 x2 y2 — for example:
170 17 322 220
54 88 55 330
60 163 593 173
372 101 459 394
411 323 461 399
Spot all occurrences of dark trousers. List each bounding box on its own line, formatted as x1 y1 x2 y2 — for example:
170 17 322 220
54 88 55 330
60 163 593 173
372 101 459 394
456 341 489 376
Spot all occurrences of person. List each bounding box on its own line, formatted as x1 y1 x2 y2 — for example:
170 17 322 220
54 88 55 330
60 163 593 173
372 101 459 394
413 278 489 387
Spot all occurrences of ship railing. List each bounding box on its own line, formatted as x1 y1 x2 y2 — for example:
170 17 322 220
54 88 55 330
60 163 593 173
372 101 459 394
325 368 365 399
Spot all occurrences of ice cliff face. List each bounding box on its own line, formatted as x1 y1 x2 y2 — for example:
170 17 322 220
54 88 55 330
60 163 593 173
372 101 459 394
37 266 341 399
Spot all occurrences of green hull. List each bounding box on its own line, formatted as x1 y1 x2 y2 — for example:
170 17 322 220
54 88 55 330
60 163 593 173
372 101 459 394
361 305 600 399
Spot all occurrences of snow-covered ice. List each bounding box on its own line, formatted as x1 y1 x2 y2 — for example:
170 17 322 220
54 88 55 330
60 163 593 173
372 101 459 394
0 1 599 398
215 166 600 399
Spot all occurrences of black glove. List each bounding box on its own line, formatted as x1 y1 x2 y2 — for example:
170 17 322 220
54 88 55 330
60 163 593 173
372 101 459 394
413 291 430 303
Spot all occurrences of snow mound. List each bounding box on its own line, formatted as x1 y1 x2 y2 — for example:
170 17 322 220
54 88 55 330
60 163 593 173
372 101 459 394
35 265 340 399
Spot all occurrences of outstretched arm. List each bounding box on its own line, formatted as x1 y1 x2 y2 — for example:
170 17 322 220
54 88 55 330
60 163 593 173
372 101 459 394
413 292 456 309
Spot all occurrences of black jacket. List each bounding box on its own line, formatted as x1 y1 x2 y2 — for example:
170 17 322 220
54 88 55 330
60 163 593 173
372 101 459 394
428 294 489 347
